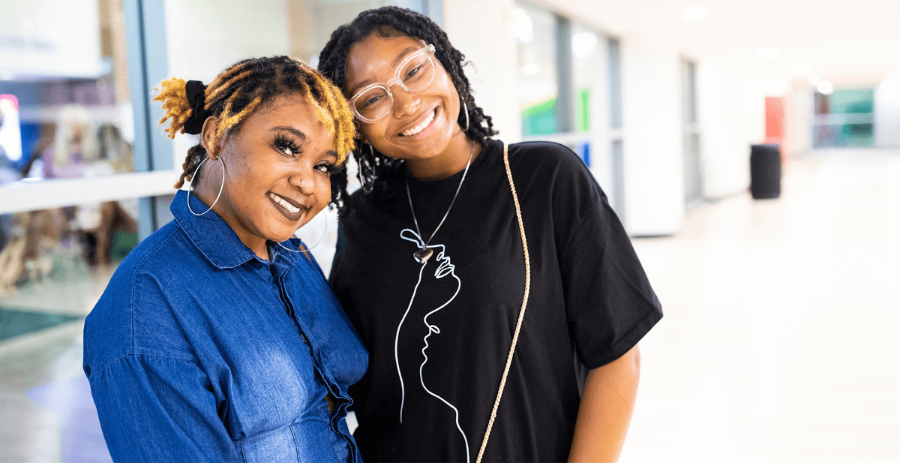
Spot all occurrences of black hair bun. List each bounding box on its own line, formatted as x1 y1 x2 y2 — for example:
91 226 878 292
183 80 211 135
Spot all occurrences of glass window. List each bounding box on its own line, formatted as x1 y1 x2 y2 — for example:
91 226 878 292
608 37 622 130
813 88 875 147
0 201 136 298
515 4 559 136
682 58 703 206
1 0 140 320
0 0 134 184
571 25 602 133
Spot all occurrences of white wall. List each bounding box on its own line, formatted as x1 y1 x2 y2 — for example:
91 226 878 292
583 35 615 208
442 0 521 142
697 60 765 199
619 38 685 235
785 82 813 156
874 77 900 148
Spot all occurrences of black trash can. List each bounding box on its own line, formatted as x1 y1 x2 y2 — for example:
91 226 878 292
750 144 781 199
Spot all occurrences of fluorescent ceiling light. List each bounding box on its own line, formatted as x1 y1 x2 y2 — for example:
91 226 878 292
682 5 710 22
754 47 780 61
572 32 598 58
808 74 823 86
817 81 834 95
789 64 811 77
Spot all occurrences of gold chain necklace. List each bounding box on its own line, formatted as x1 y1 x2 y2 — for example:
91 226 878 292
475 142 531 462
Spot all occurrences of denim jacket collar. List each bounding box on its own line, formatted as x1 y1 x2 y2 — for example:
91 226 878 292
170 189 262 270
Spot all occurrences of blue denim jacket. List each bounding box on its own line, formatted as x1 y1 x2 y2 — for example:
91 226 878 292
83 190 368 463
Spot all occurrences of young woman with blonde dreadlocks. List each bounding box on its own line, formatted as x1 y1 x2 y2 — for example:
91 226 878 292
320 7 663 463
83 56 368 463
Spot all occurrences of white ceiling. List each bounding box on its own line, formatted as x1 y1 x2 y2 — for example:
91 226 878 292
540 0 900 84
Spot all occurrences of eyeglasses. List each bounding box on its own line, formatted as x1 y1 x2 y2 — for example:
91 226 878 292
347 44 437 123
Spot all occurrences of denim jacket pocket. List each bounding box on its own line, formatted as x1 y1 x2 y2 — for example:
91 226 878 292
237 425 300 463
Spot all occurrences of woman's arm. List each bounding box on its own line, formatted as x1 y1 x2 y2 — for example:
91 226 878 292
89 355 236 462
568 344 641 463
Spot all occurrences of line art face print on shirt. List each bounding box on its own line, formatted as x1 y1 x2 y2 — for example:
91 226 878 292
395 228 471 463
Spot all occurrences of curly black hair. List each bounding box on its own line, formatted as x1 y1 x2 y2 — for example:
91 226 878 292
317 6 497 215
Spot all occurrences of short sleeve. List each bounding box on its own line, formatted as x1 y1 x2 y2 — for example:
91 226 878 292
550 158 663 369
88 354 240 462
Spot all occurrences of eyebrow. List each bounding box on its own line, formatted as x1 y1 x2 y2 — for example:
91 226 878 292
272 126 337 159
271 126 306 141
349 45 421 96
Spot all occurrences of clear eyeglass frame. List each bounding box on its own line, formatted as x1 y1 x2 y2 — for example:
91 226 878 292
347 43 438 123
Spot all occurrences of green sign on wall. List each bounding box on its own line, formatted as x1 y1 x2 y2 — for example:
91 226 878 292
521 88 591 136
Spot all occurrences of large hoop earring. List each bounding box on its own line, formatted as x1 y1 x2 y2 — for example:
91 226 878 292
187 156 225 217
461 99 469 132
275 209 328 254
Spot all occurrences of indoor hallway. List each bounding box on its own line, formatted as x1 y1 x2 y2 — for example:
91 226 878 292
1 149 898 462
624 148 900 462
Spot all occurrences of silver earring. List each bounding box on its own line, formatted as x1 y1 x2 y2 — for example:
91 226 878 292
275 210 328 254
187 156 225 217
461 99 469 132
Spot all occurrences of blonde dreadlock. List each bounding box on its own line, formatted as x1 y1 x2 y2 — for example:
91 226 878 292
152 56 356 207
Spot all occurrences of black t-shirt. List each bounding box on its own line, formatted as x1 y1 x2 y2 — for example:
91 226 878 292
330 138 662 463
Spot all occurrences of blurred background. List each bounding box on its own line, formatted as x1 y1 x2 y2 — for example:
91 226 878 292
1 0 898 462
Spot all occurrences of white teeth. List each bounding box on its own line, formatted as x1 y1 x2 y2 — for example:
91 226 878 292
402 109 436 137
269 193 300 214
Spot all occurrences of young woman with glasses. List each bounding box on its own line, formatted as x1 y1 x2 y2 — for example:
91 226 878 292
319 7 663 463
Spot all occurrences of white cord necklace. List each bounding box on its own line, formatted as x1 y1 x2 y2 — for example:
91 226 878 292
405 142 477 264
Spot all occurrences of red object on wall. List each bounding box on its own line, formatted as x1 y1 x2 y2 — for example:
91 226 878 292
765 96 785 144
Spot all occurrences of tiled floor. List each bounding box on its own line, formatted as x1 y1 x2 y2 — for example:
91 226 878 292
1 149 898 462
623 149 900 462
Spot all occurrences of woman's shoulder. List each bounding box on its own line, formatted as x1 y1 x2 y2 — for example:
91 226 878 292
109 220 192 285
499 139 601 193
497 139 608 222
506 140 588 173
84 221 196 372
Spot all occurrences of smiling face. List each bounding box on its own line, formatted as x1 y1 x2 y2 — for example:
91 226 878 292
344 33 465 164
198 93 338 258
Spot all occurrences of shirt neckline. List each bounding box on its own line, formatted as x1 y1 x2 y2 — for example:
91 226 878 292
171 189 298 270
405 138 501 196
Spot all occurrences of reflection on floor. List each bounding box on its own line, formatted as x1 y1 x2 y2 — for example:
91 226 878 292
0 309 80 342
0 149 897 462
0 263 116 462
0 322 110 463
623 149 900 462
